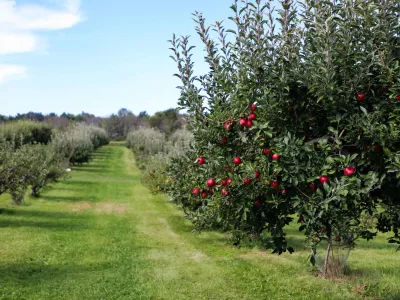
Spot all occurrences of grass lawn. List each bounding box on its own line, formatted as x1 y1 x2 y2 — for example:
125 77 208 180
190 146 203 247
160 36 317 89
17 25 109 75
0 144 399 300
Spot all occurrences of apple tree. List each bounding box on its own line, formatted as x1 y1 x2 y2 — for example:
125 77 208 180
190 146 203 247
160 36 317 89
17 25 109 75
168 0 400 275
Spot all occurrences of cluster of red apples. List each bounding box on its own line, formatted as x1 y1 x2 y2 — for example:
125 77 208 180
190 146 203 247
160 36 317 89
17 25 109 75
192 103 357 207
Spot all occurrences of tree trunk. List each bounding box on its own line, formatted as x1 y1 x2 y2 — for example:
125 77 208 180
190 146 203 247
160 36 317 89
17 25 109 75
322 238 332 279
30 187 40 197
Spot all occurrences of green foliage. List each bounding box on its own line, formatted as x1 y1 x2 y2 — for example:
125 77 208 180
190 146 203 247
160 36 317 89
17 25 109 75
126 127 166 155
84 124 110 150
126 128 193 193
148 108 185 136
27 143 68 197
0 140 67 204
0 123 107 205
104 108 187 140
52 124 109 165
0 120 52 146
167 129 195 154
169 0 400 261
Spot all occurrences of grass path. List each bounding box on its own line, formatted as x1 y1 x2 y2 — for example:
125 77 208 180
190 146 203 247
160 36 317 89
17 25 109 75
0 145 399 299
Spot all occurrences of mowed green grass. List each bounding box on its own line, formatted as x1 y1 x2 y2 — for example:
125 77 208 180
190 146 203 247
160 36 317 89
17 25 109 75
0 144 399 300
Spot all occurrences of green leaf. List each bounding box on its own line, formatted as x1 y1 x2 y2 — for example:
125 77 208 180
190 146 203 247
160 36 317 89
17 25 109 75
360 106 368 116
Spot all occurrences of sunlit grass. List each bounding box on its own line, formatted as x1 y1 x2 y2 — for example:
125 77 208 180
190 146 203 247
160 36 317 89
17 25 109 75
0 144 398 299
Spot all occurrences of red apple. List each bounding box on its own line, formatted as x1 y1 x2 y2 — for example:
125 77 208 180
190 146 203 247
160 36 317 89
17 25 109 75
379 86 388 93
192 188 201 195
207 178 216 188
281 189 287 195
201 192 208 199
396 95 400 101
271 181 279 189
263 148 272 155
272 153 280 161
198 157 205 165
344 166 355 176
224 124 233 131
223 118 234 131
255 171 260 179
245 120 253 128
248 113 257 121
335 236 341 242
226 178 232 185
373 145 381 152
243 177 252 185
319 176 329 184
233 157 242 165
221 188 229 196
356 93 366 102
239 118 247 126
220 136 228 143
299 216 305 223
309 183 316 193
221 179 228 186
250 103 257 111
254 200 261 207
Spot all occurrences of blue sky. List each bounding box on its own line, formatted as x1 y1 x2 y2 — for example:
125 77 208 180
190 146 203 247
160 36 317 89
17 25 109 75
0 0 236 117
0 0 278 117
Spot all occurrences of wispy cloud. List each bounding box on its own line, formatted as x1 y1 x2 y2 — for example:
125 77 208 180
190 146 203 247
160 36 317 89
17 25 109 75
0 64 27 84
0 0 83 83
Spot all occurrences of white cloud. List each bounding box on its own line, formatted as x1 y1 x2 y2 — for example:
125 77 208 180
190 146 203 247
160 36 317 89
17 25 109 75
0 32 39 55
0 0 83 83
0 64 27 83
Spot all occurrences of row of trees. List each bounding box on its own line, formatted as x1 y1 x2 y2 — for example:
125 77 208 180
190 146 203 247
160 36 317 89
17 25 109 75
163 0 400 277
0 111 103 128
0 121 53 146
0 121 109 204
0 141 66 203
53 124 109 165
126 127 193 193
1 108 188 141
105 108 187 140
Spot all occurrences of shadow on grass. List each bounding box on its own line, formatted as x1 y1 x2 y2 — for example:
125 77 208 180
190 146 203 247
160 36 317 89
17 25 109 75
39 195 84 202
75 163 108 169
167 215 230 245
62 181 100 188
92 152 109 156
0 219 90 231
0 262 112 283
0 208 89 220
76 168 105 174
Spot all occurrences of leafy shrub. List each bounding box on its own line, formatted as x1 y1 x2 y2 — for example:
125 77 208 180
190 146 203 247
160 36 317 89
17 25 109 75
0 123 107 204
126 127 166 155
53 127 93 164
169 0 400 274
126 128 193 193
0 120 52 146
27 143 68 197
52 124 109 164
142 153 172 193
82 124 110 150
0 139 67 204
165 129 194 155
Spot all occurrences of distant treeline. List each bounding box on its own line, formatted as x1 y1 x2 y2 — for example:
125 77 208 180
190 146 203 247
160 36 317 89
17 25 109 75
0 108 188 140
